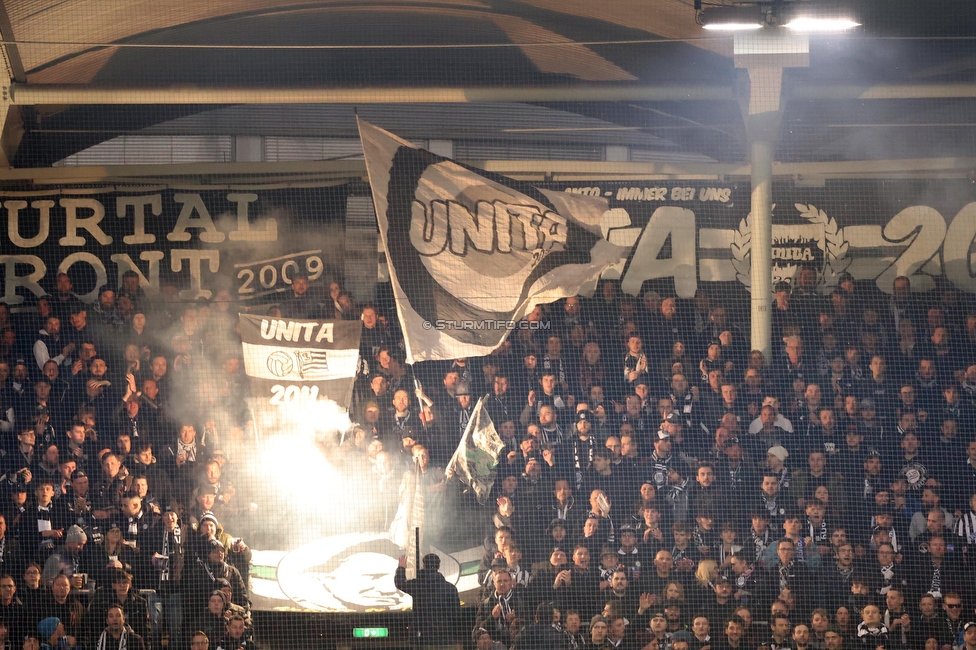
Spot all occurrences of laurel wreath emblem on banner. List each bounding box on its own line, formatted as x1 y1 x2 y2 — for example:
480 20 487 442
730 204 850 289
729 213 755 287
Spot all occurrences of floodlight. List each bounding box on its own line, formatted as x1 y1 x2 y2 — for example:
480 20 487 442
700 6 765 31
783 16 859 32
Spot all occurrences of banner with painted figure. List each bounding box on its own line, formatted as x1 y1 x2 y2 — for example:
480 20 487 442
238 314 361 411
0 186 347 307
544 180 976 300
358 119 630 363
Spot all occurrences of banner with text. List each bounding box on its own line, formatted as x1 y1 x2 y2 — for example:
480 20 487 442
540 179 976 300
12 179 976 320
239 314 361 414
0 186 347 307
359 119 628 363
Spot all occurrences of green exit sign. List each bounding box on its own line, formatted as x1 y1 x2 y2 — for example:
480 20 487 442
353 628 389 638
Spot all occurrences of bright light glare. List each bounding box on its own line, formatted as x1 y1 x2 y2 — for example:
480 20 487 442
784 17 860 32
702 22 764 31
256 399 351 507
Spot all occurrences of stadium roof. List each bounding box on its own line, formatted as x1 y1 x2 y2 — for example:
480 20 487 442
1 0 974 167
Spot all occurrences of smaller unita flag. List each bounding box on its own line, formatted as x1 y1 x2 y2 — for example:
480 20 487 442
238 314 361 408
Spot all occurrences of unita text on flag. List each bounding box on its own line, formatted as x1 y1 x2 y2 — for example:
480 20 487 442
358 118 629 363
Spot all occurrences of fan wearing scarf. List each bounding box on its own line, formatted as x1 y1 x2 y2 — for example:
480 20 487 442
186 538 248 620
147 505 185 646
855 604 889 649
41 525 108 587
91 570 151 646
190 512 252 589
95 604 147 650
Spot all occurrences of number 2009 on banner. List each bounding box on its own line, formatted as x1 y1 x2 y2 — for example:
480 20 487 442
237 253 324 296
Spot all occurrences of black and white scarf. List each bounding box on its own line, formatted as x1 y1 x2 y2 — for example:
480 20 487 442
883 610 908 645
879 562 895 591
760 493 782 519
807 520 828 545
767 638 791 650
539 425 564 446
542 355 567 385
96 628 127 650
855 623 888 642
671 392 695 427
572 437 596 473
955 510 976 544
750 528 770 561
37 506 54 549
734 564 756 597
929 563 942 597
160 526 180 582
727 462 747 491
198 557 218 584
623 352 647 380
178 440 197 462
649 452 672 489
836 563 855 582
393 413 412 437
458 405 473 432
493 590 514 626
671 543 689 565
778 562 795 591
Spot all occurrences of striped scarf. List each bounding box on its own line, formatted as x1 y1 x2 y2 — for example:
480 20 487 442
97 628 127 650
956 510 976 544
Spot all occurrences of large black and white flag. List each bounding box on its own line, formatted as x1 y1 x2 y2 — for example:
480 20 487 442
358 118 628 363
239 314 361 409
445 397 506 504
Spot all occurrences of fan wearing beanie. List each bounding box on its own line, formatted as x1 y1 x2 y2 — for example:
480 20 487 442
37 617 72 648
41 525 96 588
65 526 87 546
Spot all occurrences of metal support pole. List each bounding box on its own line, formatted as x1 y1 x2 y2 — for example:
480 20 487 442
8 81 976 106
414 526 421 577
7 83 734 105
734 32 807 361
750 139 774 360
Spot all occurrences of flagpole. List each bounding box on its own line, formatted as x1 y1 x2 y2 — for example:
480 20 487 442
414 526 421 576
412 371 425 417
415 455 422 561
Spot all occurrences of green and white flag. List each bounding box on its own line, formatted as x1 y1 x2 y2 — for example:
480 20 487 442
445 396 506 504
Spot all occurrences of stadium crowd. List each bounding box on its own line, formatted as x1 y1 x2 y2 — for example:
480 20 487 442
340 269 976 650
0 271 254 650
7 264 976 650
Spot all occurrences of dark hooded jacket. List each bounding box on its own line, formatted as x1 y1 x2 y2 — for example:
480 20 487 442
394 565 461 645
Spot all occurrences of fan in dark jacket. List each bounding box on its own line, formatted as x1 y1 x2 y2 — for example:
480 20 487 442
90 569 151 645
393 553 461 648
185 539 247 617
93 604 148 650
512 602 571 650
